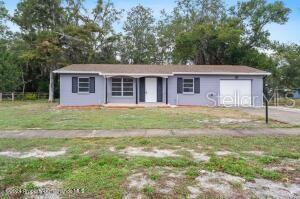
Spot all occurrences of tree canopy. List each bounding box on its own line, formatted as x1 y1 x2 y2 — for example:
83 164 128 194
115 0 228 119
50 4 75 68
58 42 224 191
0 0 299 94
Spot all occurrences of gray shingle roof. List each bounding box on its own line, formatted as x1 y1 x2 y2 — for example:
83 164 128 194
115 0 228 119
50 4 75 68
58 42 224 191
53 64 270 75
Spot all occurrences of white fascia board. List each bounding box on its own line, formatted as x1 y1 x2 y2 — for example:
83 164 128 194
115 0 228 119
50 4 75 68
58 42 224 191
53 70 102 75
172 72 271 76
103 73 173 78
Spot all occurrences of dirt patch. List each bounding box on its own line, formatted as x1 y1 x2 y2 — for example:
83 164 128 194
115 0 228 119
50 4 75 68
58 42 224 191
5 180 61 199
245 178 300 199
117 147 180 158
188 170 300 199
124 172 156 198
124 168 185 198
266 159 300 183
186 149 210 162
188 171 246 199
0 148 66 158
215 150 237 156
243 150 265 156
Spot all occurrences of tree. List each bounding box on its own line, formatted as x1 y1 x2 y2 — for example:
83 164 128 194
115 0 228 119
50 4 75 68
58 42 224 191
0 43 21 92
275 44 300 88
173 0 290 66
0 1 21 92
174 21 242 64
230 0 290 48
120 5 157 64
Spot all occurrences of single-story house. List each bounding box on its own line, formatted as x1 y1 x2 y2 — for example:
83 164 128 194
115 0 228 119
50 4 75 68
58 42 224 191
53 64 270 107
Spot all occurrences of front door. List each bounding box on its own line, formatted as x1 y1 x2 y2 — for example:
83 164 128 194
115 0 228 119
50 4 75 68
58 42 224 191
145 78 157 102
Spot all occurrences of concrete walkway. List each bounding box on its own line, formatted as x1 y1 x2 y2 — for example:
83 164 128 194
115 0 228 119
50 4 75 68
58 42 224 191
0 128 299 138
239 106 300 125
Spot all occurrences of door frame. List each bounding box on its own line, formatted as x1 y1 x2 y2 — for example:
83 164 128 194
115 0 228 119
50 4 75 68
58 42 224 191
145 77 157 103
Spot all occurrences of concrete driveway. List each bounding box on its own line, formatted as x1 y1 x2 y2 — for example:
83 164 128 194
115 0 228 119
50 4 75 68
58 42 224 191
239 106 300 125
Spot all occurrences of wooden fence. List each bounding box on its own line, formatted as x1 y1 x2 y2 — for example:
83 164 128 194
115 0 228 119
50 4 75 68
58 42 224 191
0 92 48 101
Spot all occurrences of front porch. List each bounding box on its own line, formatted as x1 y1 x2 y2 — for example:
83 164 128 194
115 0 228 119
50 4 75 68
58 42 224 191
104 76 169 105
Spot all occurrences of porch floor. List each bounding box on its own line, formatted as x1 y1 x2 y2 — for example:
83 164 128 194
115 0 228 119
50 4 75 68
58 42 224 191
103 103 173 108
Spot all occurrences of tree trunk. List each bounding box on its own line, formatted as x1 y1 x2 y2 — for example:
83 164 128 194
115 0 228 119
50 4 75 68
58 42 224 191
48 71 54 102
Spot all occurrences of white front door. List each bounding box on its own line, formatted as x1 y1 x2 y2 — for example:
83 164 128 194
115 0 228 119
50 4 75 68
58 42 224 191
220 80 252 107
145 78 157 102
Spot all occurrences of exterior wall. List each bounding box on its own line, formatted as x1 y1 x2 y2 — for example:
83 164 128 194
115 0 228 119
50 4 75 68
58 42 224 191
106 77 167 103
59 74 264 107
168 75 264 107
59 74 105 106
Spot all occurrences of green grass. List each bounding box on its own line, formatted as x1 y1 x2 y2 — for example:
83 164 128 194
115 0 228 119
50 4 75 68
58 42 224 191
0 136 299 198
0 100 291 130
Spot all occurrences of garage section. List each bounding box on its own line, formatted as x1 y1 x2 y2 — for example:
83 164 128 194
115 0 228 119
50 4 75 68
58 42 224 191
220 80 252 107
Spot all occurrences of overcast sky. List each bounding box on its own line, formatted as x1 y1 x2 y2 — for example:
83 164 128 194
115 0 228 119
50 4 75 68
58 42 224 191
3 0 300 44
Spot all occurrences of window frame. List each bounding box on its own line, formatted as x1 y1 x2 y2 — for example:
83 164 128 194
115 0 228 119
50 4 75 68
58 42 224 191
112 77 134 97
183 78 194 94
78 77 90 93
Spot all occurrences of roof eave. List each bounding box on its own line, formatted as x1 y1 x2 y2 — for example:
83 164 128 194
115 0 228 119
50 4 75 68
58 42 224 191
53 70 271 76
172 72 271 76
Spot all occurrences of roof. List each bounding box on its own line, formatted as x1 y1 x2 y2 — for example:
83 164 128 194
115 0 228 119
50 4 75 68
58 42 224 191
53 64 271 76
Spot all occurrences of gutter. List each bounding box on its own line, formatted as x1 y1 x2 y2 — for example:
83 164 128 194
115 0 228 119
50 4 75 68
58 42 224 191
53 70 271 76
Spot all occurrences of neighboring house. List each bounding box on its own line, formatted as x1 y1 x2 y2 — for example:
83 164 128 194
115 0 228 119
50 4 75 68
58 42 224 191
292 89 300 99
53 64 270 107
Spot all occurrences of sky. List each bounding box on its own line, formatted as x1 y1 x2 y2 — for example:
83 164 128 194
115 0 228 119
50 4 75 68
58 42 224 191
3 0 300 44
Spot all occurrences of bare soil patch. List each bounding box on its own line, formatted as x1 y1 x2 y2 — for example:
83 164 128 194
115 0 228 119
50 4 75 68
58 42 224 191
188 170 247 199
5 180 61 199
0 148 66 158
124 168 185 198
117 146 180 158
188 170 300 199
245 178 300 199
215 150 237 156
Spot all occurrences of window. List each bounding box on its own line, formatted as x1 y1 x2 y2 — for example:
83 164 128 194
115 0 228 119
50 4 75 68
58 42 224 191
78 77 90 93
183 78 194 93
112 77 133 96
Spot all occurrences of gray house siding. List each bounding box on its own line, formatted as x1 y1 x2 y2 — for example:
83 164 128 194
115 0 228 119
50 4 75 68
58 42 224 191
168 75 264 107
59 74 263 107
60 74 105 106
107 77 167 103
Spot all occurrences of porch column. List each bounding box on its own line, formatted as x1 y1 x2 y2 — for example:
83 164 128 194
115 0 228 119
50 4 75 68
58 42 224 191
166 78 168 104
48 71 54 102
105 77 108 104
135 78 138 104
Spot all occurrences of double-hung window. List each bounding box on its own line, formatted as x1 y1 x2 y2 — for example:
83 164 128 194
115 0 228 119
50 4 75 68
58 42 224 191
183 78 194 94
78 77 90 93
112 77 133 96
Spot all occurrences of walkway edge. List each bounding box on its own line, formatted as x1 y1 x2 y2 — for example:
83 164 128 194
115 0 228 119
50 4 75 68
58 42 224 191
0 128 299 138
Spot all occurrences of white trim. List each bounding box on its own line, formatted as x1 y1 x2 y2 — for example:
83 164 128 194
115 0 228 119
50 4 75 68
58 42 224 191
78 77 90 93
183 78 194 94
105 73 171 78
54 71 270 76
172 72 271 76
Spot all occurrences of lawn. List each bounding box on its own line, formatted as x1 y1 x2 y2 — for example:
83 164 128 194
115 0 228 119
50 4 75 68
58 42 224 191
0 101 291 130
0 136 299 198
